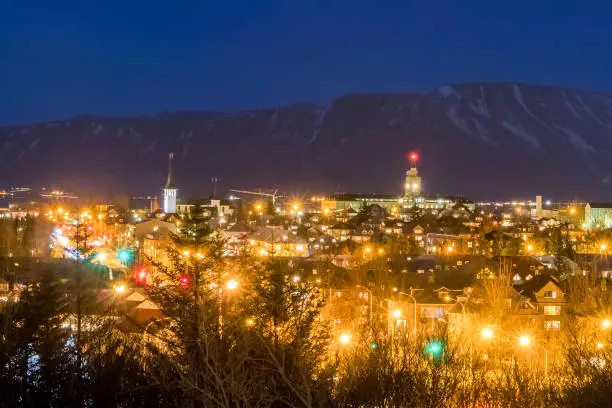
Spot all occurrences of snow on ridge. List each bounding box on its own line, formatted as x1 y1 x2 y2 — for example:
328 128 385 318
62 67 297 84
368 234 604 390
309 106 329 144
471 119 492 143
15 138 40 162
562 92 581 118
573 95 609 126
551 123 597 156
139 141 157 156
446 106 492 143
501 118 541 149
512 84 554 131
437 85 457 99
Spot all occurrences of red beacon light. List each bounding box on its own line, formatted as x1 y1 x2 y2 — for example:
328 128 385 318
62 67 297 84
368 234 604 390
409 152 419 162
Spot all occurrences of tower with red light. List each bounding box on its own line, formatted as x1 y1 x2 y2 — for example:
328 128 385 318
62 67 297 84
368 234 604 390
404 151 422 198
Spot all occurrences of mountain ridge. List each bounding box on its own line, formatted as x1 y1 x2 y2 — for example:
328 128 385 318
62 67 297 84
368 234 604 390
2 82 612 201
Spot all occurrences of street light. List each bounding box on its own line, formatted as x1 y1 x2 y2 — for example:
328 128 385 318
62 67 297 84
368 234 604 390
602 319 611 330
226 279 238 290
392 309 402 319
481 327 494 340
114 284 126 294
339 333 352 345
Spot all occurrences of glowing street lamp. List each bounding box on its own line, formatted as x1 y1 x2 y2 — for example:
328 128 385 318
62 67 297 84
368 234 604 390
602 319 611 330
518 335 531 347
339 333 352 345
226 279 238 290
392 309 402 318
114 284 126 294
481 327 494 340
600 243 608 253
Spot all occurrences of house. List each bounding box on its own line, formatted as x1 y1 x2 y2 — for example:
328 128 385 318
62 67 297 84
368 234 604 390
133 219 178 242
513 275 565 330
248 227 309 257
585 202 612 228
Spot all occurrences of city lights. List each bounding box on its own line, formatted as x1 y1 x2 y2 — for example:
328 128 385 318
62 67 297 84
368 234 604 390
481 328 494 340
339 333 352 345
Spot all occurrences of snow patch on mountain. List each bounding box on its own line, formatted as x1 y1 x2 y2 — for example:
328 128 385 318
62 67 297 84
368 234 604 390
501 118 541 149
437 85 457 99
471 119 492 143
15 138 40 162
551 123 597 155
573 95 606 126
446 107 471 136
139 141 157 155
512 85 555 132
309 106 329 144
562 92 581 118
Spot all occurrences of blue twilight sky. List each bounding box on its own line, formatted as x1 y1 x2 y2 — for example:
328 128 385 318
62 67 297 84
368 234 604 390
1 0 612 125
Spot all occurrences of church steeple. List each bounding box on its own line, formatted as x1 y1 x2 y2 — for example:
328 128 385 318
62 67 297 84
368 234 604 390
164 153 176 189
162 152 177 213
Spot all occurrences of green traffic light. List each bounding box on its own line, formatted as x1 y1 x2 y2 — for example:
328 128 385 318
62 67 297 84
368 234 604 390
370 343 377 349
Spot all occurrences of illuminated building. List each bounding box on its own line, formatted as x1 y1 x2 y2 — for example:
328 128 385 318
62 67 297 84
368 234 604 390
162 153 177 214
404 151 422 199
584 202 612 229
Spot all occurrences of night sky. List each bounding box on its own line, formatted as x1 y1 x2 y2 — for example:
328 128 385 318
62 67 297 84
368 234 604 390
2 1 612 125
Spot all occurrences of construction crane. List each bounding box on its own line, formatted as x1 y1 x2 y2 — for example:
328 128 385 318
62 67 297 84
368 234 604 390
229 189 283 205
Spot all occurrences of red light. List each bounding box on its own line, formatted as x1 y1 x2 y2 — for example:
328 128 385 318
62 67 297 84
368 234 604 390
137 269 147 282
409 152 418 162
180 275 190 286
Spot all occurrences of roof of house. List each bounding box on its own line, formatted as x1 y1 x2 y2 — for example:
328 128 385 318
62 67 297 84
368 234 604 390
513 274 561 298
249 227 307 244
587 202 612 209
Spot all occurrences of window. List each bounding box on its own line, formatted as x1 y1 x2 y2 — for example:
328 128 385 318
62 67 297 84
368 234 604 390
545 320 561 330
543 306 561 316
543 291 557 299
396 319 407 330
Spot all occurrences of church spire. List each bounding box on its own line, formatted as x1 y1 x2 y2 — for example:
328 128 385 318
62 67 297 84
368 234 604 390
164 153 175 189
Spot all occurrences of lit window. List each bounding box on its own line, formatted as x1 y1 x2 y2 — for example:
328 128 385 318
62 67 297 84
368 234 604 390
543 291 557 299
543 306 561 316
544 320 561 330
